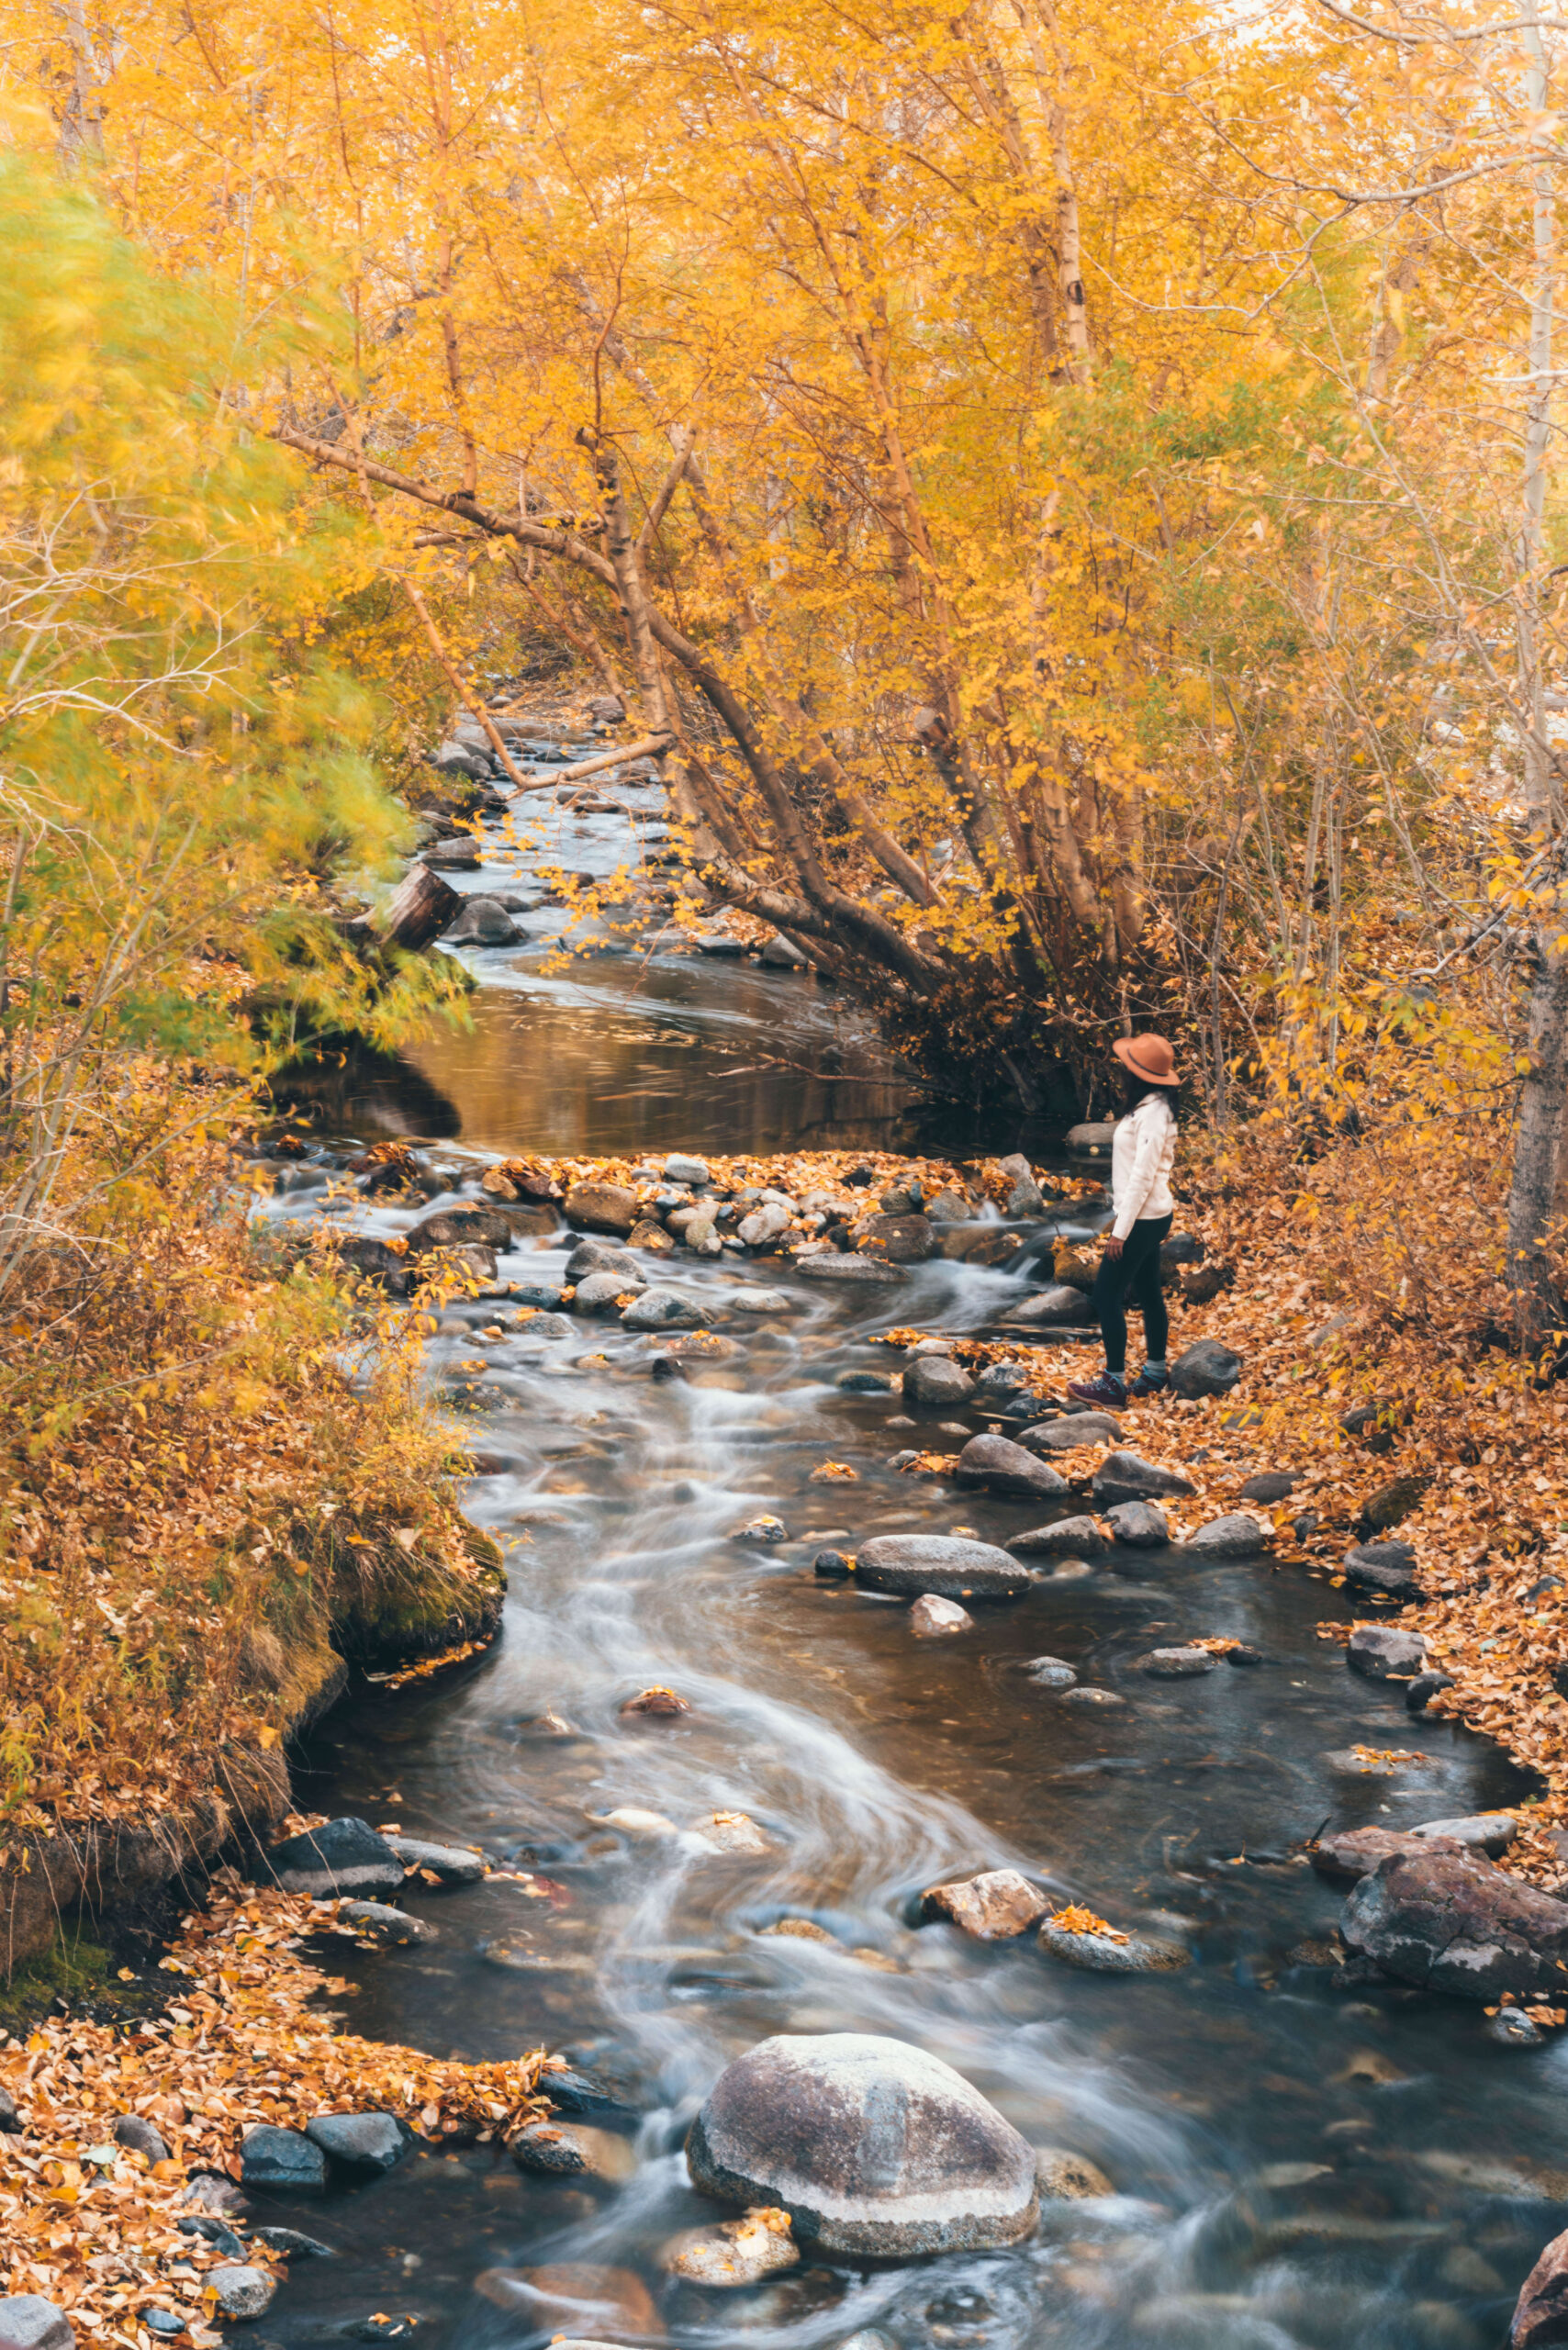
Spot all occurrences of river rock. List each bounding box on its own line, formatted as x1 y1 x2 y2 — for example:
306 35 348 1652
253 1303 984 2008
421 837 482 868
1105 1500 1169 1546
406 1205 514 1256
664 1154 711 1184
1139 1646 1217 1677
621 1288 704 1330
1185 1514 1267 1557
955 1436 1068 1500
575 1268 644 1314
205 2266 274 2322
183 2176 248 2216
796 1255 909 1285
903 1358 976 1408
910 1594 973 1638
921 1871 1050 1939
1410 1812 1518 1853
566 1238 640 1281
335 1901 433 1945
260 1818 404 1897
1036 2149 1114 2200
629 1218 675 1253
113 2114 169 2163
306 2114 408 2174
565 1181 639 1236
1001 1285 1087 1327
665 2208 801 2287
1038 1919 1190 1973
1344 1539 1423 1599
241 2124 327 2195
1017 1413 1121 1453
1170 1340 1243 1398
729 1287 798 1314
178 2217 245 2259
738 1201 792 1248
1025 1656 1078 1688
1511 2225 1568 2345
444 894 521 946
0 2090 18 2134
0 2300 73 2350
685 2031 1039 2255
1007 1516 1108 1557
1067 1122 1116 1158
251 2227 335 2259
1348 1625 1427 1680
837 1368 898 1393
1059 1686 1126 1709
1311 1829 1467 1881
1092 1452 1195 1505
386 1835 486 1884
856 1535 1031 1599
1238 1471 1294 1504
697 1810 775 1854
1406 1669 1456 1715
1341 1848 1568 1998
857 1214 936 1263
511 2121 636 2183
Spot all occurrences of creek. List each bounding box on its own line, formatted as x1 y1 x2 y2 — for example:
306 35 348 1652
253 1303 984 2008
258 762 1564 2350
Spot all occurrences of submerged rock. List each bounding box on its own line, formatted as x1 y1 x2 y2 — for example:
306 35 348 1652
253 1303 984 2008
663 2208 800 2288
910 1594 974 1638
685 2031 1039 2255
511 2121 637 2183
1024 1656 1078 1689
1038 1919 1190 1974
1342 1848 1568 1999
855 1535 1031 1599
334 1901 432 1945
796 1256 909 1285
920 1870 1050 1939
1035 2149 1114 2199
385 1836 486 1884
1139 1647 1216 1678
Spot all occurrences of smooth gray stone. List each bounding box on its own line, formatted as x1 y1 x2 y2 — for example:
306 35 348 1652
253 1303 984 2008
954 1435 1067 1500
1170 1338 1242 1398
1016 1413 1120 1452
574 1268 644 1314
1092 1452 1196 1505
1348 1625 1427 1680
1007 1515 1108 1557
114 2113 169 2163
1105 1500 1169 1546
855 1535 1032 1599
795 1256 909 1284
333 1900 434 1945
621 1288 705 1330
664 1155 711 1184
386 1836 486 1884
686 2031 1038 2255
1000 1285 1086 1327
260 1818 404 1898
251 2228 337 2259
1409 1813 1518 1853
0 2299 74 2350
1139 1646 1217 1678
240 2124 328 2196
1185 1514 1267 1557
902 1358 976 1408
306 2113 409 2174
1025 1658 1078 1689
565 1237 641 1281
204 2266 274 2321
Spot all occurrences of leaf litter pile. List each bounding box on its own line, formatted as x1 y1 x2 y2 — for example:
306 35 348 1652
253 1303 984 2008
0 1875 547 2347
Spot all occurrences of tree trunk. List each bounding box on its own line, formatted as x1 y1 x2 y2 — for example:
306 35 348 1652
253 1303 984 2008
375 862 463 953
1506 936 1568 1344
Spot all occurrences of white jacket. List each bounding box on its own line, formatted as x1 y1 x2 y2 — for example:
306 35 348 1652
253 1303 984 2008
1110 1095 1177 1239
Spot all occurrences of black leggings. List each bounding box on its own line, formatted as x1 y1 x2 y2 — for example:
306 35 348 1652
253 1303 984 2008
1092 1214 1171 1375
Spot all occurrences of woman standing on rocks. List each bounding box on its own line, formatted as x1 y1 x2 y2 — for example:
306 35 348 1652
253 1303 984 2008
1069 1035 1180 1410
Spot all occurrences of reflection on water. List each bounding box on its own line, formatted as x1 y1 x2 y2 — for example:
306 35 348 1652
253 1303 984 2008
249 778 1567 2350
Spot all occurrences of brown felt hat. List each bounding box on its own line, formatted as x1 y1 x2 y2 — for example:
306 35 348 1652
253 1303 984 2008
1113 1033 1179 1086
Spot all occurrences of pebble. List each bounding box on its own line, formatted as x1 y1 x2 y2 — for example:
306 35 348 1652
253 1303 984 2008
204 2266 275 2322
910 1594 974 1638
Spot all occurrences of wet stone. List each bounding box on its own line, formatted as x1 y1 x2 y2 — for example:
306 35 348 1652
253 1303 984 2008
1348 1625 1427 1680
855 1534 1030 1599
1025 1656 1078 1689
142 2314 184 2338
332 1901 433 1945
1406 1670 1456 1715
305 2114 408 2174
1059 1686 1126 1710
251 2229 336 2259
259 1818 404 1899
178 2217 244 2259
795 1256 909 1285
1139 1647 1217 1677
385 1836 486 1884
620 1288 704 1330
954 1435 1068 1500
511 2121 637 2183
1038 1920 1190 1974
663 2210 801 2288
1185 1514 1266 1557
1035 2149 1114 2199
205 2266 274 2321
910 1594 973 1638
1105 1500 1169 1547
565 1238 639 1282
902 1358 976 1409
1092 1453 1195 1505
575 1269 643 1315
1008 1515 1108 1557
920 1870 1050 1939
240 2125 328 2196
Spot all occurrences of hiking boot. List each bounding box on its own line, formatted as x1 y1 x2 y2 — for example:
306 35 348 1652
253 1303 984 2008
1066 1371 1127 1409
1129 1366 1170 1397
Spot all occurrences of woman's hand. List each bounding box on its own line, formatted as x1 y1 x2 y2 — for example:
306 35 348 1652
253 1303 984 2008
1103 1234 1124 1261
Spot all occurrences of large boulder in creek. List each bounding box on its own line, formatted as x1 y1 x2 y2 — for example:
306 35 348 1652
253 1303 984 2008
564 1181 640 1236
1341 1848 1568 1999
902 1358 976 1409
857 1214 937 1263
855 1535 1032 1600
405 1205 515 1256
954 1436 1068 1502
443 893 521 946
258 1818 404 1898
1511 2226 1568 2348
1170 1339 1242 1399
1092 1452 1196 1506
685 2032 1039 2255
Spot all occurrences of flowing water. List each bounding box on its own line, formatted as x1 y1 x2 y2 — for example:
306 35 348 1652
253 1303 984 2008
255 764 1566 2350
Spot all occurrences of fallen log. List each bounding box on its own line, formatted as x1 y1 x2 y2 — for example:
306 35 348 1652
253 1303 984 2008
375 861 463 952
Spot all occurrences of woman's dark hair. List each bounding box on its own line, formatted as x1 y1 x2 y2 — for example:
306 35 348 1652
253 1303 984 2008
1122 1070 1181 1121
